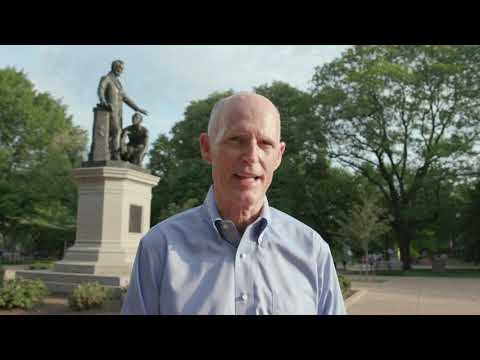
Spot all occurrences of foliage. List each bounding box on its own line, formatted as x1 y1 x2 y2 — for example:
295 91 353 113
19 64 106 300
158 198 200 223
409 246 420 260
338 274 352 297
311 45 480 269
28 261 54 270
0 67 87 256
0 278 49 310
335 188 391 257
459 181 480 264
68 282 112 311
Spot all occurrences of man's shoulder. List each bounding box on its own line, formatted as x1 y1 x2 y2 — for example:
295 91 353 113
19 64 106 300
99 73 113 83
269 207 329 247
164 205 205 223
123 125 136 132
146 205 205 235
269 207 316 234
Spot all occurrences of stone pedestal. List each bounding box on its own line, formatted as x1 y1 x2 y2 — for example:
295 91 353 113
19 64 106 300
16 166 160 295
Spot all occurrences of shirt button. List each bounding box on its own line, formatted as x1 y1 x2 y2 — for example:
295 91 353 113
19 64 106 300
241 293 248 302
240 253 246 259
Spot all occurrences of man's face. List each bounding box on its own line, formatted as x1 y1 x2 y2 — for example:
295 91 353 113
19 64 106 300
200 96 286 211
113 63 124 76
132 115 142 126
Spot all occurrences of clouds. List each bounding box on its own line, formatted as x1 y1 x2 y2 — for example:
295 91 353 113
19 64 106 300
0 45 349 144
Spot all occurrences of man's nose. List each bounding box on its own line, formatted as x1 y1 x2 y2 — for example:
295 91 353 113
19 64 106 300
242 140 260 164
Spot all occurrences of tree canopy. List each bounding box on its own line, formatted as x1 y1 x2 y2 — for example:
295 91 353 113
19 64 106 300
0 67 87 255
311 45 480 268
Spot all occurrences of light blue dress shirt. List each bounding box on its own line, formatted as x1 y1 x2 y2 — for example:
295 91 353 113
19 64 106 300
121 186 346 315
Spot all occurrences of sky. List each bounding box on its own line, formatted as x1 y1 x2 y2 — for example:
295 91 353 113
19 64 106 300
0 45 350 153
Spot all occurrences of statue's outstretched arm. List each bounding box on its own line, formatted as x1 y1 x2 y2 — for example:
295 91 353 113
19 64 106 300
123 94 148 116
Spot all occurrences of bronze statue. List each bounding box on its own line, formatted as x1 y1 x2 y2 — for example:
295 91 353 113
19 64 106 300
97 60 148 160
120 113 149 166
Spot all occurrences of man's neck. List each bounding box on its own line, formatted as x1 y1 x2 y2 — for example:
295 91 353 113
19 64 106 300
214 192 264 234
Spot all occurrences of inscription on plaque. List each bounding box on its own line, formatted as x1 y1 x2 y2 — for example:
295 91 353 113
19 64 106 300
129 205 142 233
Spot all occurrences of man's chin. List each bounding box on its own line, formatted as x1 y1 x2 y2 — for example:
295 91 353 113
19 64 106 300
233 189 264 206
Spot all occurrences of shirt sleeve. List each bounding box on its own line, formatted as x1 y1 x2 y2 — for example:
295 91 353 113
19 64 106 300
121 235 165 315
316 239 347 315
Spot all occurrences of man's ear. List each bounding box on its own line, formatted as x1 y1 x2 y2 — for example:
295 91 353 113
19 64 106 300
199 133 212 164
274 141 286 171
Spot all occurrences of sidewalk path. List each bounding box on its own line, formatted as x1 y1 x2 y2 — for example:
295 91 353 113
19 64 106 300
346 275 480 315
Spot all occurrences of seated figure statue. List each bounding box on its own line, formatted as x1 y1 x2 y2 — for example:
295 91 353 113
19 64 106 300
120 112 149 166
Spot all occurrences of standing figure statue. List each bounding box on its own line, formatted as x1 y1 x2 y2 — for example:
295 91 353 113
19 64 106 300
97 60 148 160
120 112 149 166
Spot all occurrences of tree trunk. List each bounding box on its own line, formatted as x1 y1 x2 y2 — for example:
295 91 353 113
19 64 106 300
399 239 412 270
392 219 414 271
4 231 17 252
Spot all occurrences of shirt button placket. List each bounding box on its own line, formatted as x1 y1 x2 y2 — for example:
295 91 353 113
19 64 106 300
236 254 251 314
235 228 254 314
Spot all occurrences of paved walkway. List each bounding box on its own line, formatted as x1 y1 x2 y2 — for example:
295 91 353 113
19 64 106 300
346 275 480 315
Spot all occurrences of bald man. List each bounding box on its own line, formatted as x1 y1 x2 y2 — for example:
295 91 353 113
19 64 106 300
122 92 346 315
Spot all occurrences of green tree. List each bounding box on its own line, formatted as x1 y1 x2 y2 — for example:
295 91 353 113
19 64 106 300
335 189 391 264
311 45 480 269
412 173 465 255
459 181 480 264
0 67 87 255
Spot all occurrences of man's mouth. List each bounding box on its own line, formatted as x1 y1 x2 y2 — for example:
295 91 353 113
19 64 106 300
234 173 262 183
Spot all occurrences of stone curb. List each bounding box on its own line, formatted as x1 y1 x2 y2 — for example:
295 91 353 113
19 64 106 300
345 289 367 309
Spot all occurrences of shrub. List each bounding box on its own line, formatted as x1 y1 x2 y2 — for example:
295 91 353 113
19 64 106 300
119 284 129 305
68 282 112 311
28 261 54 270
338 274 352 297
0 278 49 310
0 266 4 285
410 246 420 262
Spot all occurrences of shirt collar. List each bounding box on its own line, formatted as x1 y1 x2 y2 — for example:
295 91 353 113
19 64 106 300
203 185 271 245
